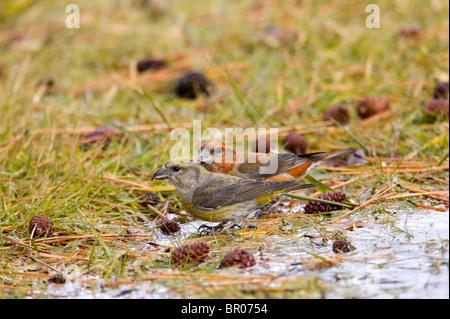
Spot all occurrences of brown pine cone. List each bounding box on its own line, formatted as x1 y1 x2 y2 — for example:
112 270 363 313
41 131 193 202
218 249 256 269
357 96 390 119
136 59 166 73
396 25 423 38
138 191 159 206
304 191 346 214
424 99 449 121
175 71 210 99
171 242 210 265
79 121 124 149
158 219 181 234
282 131 308 154
79 125 112 149
323 105 350 125
28 215 54 238
433 82 449 100
47 275 66 284
332 240 355 253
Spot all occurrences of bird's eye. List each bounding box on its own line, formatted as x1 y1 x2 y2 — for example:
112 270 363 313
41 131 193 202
216 149 222 154
173 166 180 172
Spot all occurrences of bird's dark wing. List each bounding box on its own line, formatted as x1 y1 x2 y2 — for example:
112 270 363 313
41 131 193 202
191 175 314 209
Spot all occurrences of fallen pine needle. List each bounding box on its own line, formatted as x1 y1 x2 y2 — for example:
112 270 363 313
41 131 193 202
29 255 66 277
385 190 449 200
2 235 35 250
399 185 449 202
406 199 448 212
32 123 194 135
99 175 176 191
25 233 153 245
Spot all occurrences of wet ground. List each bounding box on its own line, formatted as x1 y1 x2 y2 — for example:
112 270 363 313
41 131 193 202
43 202 449 299
322 207 449 298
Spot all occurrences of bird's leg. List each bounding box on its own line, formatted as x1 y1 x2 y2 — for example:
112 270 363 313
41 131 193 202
198 222 240 236
266 199 281 214
198 223 225 235
217 221 238 234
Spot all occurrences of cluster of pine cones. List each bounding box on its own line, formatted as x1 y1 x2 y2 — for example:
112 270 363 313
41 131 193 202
171 242 256 269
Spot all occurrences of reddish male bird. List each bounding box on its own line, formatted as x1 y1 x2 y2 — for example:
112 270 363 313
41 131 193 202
197 141 353 182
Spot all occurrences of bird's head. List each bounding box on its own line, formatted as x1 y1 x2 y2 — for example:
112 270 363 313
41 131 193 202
197 141 239 173
152 157 204 190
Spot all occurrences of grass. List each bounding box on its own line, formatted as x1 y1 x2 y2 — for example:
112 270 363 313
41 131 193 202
0 0 449 299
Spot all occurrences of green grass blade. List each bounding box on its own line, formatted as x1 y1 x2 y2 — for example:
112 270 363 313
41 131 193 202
303 174 333 193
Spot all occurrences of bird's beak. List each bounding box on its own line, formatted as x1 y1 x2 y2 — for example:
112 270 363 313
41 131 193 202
151 166 168 180
197 151 213 165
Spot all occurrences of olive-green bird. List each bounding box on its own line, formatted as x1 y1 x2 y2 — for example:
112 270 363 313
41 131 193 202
152 158 315 232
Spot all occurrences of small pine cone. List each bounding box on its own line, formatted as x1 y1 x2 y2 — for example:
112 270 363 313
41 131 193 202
79 121 125 150
323 105 350 125
175 71 210 99
138 191 159 206
28 215 54 238
304 191 346 214
158 219 181 234
332 240 355 253
282 131 308 154
171 242 210 265
424 99 449 120
396 25 422 38
47 275 66 284
136 59 166 73
79 126 112 149
433 82 449 100
357 96 390 119
218 249 256 269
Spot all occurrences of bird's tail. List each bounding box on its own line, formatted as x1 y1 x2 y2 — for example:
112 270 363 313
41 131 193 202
284 149 354 179
296 149 354 163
